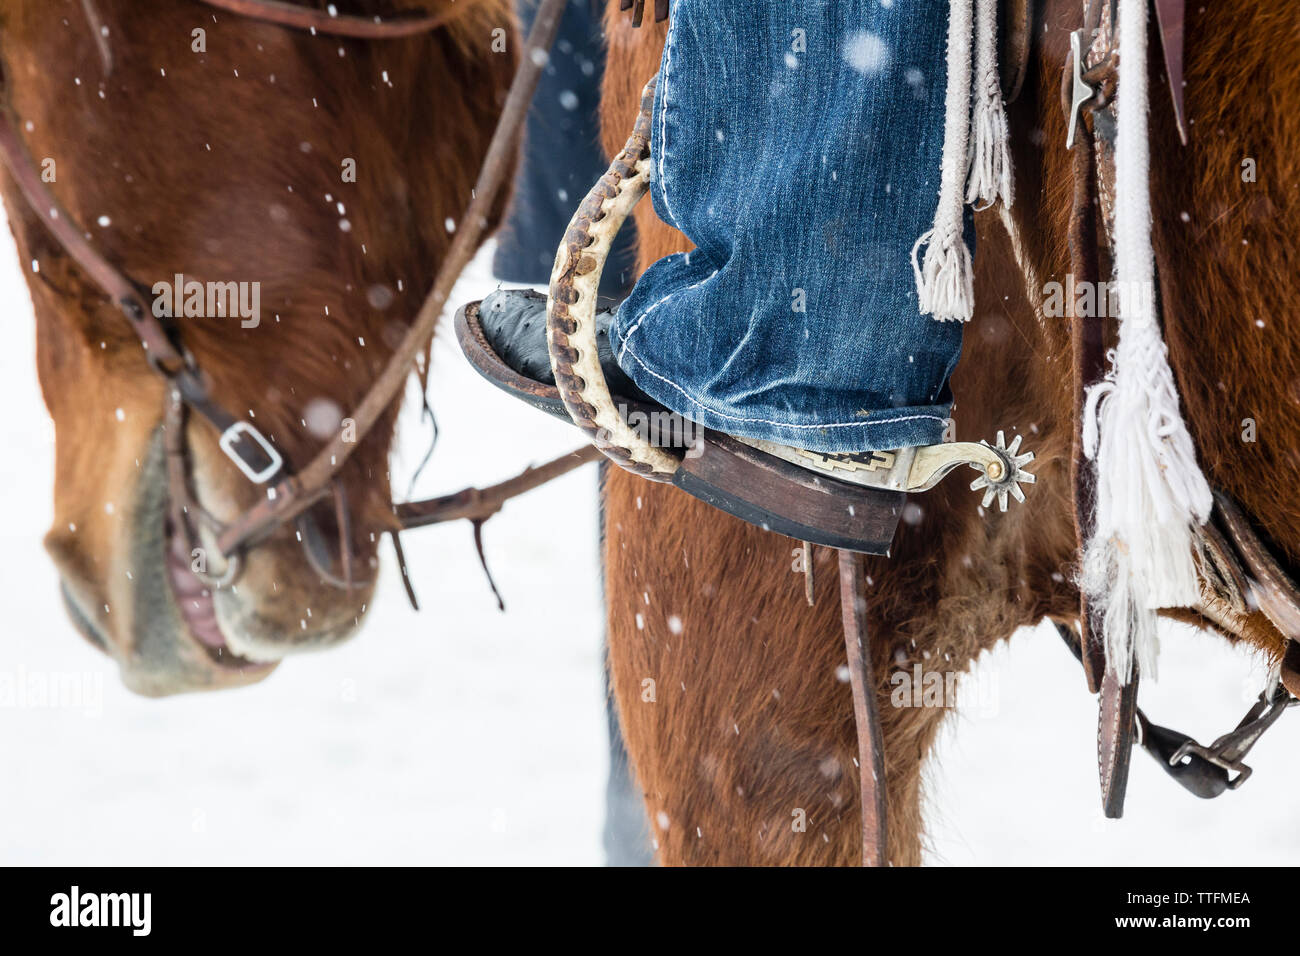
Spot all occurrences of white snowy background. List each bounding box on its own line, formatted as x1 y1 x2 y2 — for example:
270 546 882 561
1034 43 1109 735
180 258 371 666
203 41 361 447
0 215 1296 866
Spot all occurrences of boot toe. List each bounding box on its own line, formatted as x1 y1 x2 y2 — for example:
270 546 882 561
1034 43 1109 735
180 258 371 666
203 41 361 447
477 288 646 400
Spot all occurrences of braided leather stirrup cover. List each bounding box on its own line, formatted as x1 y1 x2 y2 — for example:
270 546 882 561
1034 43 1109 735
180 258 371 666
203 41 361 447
546 77 677 479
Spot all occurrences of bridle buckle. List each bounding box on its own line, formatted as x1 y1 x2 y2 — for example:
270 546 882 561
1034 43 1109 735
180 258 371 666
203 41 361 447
219 421 284 484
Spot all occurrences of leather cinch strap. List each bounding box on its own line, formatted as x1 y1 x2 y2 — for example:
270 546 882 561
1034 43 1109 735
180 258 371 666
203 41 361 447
1063 3 1135 817
1055 620 1296 802
838 550 888 867
1284 641 1300 700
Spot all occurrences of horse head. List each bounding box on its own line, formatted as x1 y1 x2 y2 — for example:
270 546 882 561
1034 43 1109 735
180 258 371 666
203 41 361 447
0 0 514 694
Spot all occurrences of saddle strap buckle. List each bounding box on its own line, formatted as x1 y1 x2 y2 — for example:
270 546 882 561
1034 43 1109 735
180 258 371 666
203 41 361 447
1153 683 1297 796
219 421 284 485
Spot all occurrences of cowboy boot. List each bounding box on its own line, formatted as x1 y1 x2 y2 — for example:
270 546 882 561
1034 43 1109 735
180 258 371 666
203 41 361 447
458 288 1034 554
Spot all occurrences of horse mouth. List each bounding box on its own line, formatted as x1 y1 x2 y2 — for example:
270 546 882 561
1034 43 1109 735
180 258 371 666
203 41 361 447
163 518 271 673
50 429 367 693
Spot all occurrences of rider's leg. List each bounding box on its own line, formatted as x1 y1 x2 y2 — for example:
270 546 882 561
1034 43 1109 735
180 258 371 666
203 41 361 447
609 0 963 454
456 0 1032 551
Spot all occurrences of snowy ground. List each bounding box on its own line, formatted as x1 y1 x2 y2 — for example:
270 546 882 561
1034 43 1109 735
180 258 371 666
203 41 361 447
0 217 1296 866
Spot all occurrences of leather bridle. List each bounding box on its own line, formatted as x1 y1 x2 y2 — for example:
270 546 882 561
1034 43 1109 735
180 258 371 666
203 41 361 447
0 0 581 595
1061 0 1299 817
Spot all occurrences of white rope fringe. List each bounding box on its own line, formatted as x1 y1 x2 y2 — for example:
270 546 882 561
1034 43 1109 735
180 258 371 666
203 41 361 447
966 0 1013 208
1080 0 1213 684
912 0 975 323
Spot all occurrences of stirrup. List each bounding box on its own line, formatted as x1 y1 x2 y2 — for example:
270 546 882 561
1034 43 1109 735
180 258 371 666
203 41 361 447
536 77 1035 551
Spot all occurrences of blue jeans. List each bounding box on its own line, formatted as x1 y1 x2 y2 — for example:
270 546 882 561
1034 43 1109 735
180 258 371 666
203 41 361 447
610 0 965 452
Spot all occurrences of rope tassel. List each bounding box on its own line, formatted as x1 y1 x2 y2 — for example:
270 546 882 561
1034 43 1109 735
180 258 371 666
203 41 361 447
966 0 1014 208
913 0 1017 321
911 226 974 322
1081 0 1212 683
912 0 976 322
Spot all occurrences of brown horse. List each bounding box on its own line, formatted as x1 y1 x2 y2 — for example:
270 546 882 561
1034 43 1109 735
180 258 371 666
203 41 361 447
0 0 514 695
597 0 1299 864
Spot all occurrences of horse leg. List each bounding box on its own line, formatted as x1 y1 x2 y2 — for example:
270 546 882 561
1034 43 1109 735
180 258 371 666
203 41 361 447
603 471 947 865
599 205 1075 865
593 3 1076 865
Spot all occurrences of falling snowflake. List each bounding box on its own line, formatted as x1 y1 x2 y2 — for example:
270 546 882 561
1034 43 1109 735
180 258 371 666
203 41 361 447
842 32 892 76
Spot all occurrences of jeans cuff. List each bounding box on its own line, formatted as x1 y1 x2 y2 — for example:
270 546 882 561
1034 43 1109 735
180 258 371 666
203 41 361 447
609 321 952 453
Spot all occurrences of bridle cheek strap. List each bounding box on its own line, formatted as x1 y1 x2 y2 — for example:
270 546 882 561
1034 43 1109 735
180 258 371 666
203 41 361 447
0 108 286 489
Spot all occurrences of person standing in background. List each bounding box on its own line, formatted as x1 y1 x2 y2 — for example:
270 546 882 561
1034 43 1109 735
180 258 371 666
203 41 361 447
493 0 649 866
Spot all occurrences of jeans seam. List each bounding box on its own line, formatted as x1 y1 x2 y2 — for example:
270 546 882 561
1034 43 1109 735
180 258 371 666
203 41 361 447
617 335 949 432
615 256 712 363
656 7 682 231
